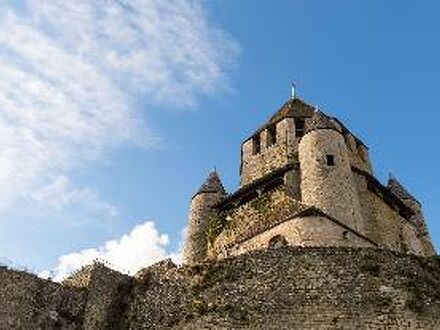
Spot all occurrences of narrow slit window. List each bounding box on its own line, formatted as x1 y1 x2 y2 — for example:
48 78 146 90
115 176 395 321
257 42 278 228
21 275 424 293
267 124 277 147
295 118 305 138
252 134 261 155
326 154 335 166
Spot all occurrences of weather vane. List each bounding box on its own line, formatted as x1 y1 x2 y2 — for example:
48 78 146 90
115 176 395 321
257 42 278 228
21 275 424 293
291 82 296 99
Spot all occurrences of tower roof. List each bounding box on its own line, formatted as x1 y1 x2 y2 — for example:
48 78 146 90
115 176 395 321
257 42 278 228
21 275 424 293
255 98 315 134
246 97 368 149
195 170 227 196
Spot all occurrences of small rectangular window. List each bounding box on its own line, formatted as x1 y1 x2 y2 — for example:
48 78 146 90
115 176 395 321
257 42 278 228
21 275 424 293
326 154 335 166
267 124 277 147
295 118 305 138
252 134 261 155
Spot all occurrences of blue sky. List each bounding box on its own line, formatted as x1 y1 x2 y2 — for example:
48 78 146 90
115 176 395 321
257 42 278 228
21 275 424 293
0 0 438 278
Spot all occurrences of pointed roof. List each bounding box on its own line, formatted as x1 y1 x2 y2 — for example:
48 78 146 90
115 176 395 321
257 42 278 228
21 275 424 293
195 170 227 196
255 98 315 134
388 177 419 204
247 97 368 149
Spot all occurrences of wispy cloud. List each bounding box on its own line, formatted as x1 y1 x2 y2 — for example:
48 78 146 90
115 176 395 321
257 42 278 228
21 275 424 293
31 175 118 221
0 0 237 218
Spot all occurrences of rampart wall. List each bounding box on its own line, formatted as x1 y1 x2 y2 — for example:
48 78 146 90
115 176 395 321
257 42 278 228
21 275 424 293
0 266 86 329
1 247 439 329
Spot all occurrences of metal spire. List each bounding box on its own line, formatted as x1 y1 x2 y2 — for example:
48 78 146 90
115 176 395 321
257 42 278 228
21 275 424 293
291 82 296 99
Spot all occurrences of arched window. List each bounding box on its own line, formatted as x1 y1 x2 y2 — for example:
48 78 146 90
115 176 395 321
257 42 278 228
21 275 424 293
268 235 288 249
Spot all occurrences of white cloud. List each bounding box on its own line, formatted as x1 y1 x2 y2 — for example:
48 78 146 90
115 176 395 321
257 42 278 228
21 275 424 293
49 221 175 281
31 175 118 219
0 0 237 218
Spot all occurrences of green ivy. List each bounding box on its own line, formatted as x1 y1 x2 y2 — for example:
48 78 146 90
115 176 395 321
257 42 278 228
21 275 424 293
287 151 299 164
207 211 228 243
250 193 271 215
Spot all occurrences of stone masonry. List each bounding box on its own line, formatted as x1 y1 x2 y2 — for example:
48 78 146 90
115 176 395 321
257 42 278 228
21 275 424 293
1 247 440 329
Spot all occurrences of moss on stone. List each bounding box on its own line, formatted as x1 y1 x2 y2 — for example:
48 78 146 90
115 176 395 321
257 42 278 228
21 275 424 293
287 151 299 164
207 211 228 243
250 193 271 215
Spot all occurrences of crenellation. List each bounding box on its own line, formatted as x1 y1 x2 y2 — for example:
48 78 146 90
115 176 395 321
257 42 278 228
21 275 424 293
240 117 297 186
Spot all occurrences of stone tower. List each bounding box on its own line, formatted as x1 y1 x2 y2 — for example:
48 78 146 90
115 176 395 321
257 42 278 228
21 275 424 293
298 112 365 233
184 95 436 263
183 171 227 265
240 98 315 186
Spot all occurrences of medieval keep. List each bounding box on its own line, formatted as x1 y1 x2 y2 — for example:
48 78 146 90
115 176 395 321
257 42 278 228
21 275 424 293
183 97 436 265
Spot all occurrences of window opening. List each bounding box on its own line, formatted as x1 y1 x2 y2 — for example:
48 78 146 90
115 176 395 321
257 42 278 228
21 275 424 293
267 124 277 147
252 134 261 155
326 154 335 166
295 118 305 138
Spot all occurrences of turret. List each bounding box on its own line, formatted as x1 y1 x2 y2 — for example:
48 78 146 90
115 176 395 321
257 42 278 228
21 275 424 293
298 112 365 234
183 170 227 265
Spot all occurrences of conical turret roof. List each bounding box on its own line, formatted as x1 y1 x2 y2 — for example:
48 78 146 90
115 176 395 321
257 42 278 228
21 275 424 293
195 170 227 196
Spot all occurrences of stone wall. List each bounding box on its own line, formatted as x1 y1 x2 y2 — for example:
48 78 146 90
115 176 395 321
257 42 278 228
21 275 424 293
343 131 373 174
63 264 95 288
0 266 86 329
211 185 308 258
299 129 365 234
82 263 133 329
241 118 296 186
353 171 430 256
123 247 440 329
1 247 440 329
219 215 374 259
